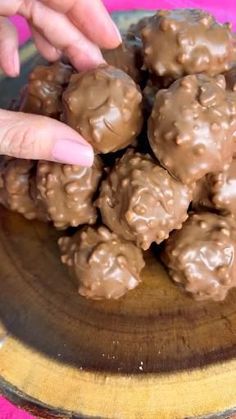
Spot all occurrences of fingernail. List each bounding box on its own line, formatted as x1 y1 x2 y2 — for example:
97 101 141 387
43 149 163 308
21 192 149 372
111 20 122 44
13 50 20 76
68 45 105 71
87 48 106 66
52 139 94 167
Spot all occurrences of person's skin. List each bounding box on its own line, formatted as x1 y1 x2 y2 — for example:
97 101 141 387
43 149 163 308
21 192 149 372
0 0 121 166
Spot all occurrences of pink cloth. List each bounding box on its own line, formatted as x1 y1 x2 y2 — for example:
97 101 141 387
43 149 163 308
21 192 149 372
10 15 31 46
0 397 32 418
2 1 236 418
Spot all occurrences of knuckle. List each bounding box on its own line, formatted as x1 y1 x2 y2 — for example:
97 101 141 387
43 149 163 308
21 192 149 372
1 123 35 159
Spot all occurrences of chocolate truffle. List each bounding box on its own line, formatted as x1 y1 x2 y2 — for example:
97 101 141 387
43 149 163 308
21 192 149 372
102 35 142 83
21 61 73 118
0 158 47 221
97 150 192 250
36 157 103 229
62 65 143 153
142 9 235 78
148 74 236 184
162 212 236 301
192 159 236 216
58 226 145 300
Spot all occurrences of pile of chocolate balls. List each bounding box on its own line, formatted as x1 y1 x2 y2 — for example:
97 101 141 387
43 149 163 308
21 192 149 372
1 9 236 302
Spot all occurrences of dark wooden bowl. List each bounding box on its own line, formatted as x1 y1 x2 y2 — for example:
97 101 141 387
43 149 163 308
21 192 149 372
1 11 236 419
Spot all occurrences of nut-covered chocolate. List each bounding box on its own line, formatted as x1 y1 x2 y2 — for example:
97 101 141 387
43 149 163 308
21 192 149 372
102 36 142 83
148 74 236 184
36 157 103 229
58 226 145 300
97 150 192 250
142 9 235 78
162 212 236 301
21 61 73 118
0 158 47 221
62 65 143 153
192 158 236 216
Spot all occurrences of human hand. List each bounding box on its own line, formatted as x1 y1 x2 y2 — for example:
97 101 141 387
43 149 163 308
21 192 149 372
0 109 94 166
0 0 121 76
0 1 121 165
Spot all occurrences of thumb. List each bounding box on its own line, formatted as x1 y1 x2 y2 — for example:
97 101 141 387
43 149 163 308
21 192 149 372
0 109 94 166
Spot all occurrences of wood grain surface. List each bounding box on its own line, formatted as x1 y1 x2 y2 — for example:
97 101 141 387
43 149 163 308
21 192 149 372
0 11 236 419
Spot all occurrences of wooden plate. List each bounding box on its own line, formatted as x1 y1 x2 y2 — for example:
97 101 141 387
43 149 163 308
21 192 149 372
1 11 236 419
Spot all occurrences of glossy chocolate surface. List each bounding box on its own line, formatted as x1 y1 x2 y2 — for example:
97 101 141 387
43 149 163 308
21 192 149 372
59 226 145 300
62 65 143 153
148 74 236 184
97 149 192 250
162 212 236 301
36 157 103 229
142 9 235 78
21 61 72 119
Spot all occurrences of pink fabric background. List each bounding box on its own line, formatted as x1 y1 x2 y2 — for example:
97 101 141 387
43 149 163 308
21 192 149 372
2 0 236 418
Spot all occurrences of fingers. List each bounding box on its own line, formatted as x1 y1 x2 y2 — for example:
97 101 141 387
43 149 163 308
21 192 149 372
0 0 22 16
40 0 121 49
0 110 94 166
0 17 20 77
28 2 105 70
31 27 62 62
1 0 121 50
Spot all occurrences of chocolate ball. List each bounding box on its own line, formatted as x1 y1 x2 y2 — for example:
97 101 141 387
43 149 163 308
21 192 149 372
36 157 103 229
62 65 143 153
148 74 236 184
102 35 142 83
97 150 192 250
192 158 236 216
21 61 72 118
142 9 235 78
162 212 236 301
58 226 145 300
0 158 47 221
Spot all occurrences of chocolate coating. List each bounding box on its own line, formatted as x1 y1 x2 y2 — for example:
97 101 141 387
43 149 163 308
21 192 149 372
142 9 235 78
0 158 47 221
36 157 103 229
62 65 143 153
192 158 236 215
143 78 161 116
0 156 14 207
102 35 142 83
97 150 192 250
21 61 72 118
224 66 236 92
162 212 236 301
59 226 145 300
128 16 152 39
148 74 236 184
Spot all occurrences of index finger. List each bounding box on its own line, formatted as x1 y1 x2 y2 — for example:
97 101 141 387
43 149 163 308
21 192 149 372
41 0 122 49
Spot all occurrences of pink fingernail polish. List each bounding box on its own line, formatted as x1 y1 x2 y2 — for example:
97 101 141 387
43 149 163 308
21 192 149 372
52 139 94 167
